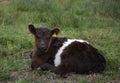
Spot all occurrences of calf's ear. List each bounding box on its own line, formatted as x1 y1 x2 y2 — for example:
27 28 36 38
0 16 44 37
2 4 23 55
28 24 36 34
52 28 60 35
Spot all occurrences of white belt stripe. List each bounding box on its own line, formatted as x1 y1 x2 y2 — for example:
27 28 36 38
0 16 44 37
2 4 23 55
54 39 88 67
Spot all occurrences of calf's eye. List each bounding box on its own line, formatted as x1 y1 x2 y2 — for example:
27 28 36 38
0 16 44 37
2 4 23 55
46 36 51 39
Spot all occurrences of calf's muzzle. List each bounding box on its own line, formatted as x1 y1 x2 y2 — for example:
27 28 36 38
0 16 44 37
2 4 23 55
38 43 47 53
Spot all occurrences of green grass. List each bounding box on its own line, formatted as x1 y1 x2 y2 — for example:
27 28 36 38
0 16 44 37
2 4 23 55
0 0 120 82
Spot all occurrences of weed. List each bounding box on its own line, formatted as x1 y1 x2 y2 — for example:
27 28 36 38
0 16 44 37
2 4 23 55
79 77 88 83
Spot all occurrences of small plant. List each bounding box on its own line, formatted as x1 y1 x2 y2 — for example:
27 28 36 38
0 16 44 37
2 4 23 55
79 77 88 83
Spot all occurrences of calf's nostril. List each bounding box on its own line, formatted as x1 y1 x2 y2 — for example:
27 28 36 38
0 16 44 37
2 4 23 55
39 45 46 51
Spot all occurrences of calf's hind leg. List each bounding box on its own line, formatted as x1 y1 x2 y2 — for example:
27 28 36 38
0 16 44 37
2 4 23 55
53 59 85 76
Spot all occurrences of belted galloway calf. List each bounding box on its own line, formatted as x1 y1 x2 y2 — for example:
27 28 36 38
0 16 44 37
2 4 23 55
28 24 106 76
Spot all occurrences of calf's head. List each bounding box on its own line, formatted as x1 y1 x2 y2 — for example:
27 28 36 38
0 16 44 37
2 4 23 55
29 24 60 53
28 24 60 69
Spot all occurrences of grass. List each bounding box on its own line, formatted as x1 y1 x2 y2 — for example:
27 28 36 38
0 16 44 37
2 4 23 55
0 0 120 83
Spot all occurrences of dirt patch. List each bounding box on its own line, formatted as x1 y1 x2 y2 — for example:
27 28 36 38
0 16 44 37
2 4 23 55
9 70 99 83
9 70 120 83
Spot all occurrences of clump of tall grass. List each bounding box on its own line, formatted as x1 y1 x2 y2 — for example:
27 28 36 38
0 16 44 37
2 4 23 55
93 0 120 20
